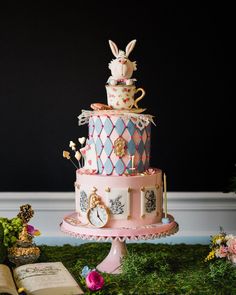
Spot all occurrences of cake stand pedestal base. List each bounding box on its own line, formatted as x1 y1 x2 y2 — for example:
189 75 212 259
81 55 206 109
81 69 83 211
97 239 127 274
60 212 179 275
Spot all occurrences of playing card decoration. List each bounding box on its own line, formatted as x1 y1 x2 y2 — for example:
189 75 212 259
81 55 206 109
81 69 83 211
78 137 86 145
63 137 88 170
80 142 98 173
63 150 78 169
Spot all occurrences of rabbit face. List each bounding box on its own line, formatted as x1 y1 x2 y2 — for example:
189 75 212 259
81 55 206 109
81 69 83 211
108 40 137 82
109 56 134 80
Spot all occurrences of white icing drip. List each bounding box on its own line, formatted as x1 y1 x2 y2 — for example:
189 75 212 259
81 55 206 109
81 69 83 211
78 110 156 130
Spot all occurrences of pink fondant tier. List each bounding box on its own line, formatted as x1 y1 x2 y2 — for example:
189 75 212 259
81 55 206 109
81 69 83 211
61 212 178 240
75 169 163 228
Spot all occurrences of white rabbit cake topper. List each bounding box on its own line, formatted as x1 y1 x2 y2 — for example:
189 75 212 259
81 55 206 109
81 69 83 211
107 39 137 86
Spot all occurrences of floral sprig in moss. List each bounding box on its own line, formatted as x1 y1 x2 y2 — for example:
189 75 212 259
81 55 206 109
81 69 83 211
205 228 236 263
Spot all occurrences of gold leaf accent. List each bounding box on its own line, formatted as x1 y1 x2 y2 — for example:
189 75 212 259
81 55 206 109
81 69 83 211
128 187 132 193
105 187 111 192
156 184 160 189
140 186 145 192
114 137 126 157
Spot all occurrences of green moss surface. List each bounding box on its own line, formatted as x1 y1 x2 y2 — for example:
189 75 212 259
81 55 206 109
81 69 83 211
35 243 236 294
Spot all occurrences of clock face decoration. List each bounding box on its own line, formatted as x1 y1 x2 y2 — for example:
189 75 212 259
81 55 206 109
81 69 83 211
87 191 109 228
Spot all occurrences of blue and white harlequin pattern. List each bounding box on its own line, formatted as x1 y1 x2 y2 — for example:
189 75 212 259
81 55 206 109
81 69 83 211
115 117 126 136
104 138 113 156
126 119 136 136
104 158 113 175
103 117 114 135
94 117 103 135
95 137 103 156
88 115 151 175
115 158 125 175
127 138 136 155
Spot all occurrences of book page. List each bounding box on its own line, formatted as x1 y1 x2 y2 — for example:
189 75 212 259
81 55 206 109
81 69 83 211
0 264 18 295
13 262 83 295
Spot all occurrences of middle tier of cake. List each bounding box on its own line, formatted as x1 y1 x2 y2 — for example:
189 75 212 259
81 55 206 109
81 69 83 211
75 169 163 228
88 114 151 176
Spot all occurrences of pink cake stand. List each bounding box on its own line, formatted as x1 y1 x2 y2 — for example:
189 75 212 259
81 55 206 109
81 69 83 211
60 212 179 274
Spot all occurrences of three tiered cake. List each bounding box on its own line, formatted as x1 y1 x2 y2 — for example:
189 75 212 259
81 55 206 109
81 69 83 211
62 39 177 236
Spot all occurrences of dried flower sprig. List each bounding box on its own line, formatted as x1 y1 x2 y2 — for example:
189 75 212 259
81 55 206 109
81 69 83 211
205 228 236 264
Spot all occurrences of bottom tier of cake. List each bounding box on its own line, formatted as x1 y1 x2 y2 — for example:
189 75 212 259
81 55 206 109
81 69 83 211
75 168 163 228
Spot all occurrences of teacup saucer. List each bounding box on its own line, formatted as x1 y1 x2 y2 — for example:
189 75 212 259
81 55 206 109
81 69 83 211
126 108 147 114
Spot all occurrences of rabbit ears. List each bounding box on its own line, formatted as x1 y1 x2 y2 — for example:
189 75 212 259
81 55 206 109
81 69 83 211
109 40 137 58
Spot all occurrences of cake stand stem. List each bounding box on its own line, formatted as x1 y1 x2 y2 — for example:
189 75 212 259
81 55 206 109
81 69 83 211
96 239 128 274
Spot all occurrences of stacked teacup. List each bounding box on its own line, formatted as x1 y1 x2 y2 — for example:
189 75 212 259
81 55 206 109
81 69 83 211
106 40 145 110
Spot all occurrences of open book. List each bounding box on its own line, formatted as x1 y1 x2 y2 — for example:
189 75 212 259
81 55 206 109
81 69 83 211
0 262 83 295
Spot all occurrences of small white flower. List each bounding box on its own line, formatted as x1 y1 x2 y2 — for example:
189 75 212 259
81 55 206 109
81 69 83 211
216 238 222 245
78 137 86 145
215 248 221 258
225 234 234 241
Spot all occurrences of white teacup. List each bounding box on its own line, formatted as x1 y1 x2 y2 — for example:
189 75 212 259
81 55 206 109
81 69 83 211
106 85 145 110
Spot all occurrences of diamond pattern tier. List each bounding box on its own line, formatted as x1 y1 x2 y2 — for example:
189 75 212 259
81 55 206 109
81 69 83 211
88 115 151 175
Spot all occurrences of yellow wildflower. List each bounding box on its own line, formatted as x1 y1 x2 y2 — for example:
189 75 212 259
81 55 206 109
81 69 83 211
205 250 215 262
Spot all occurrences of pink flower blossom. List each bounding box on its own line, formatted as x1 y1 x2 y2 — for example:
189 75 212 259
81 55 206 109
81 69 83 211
85 270 104 291
27 225 41 236
215 245 228 258
227 237 236 255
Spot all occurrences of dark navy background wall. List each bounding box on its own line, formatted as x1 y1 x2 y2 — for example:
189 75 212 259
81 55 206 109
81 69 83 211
0 3 234 191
